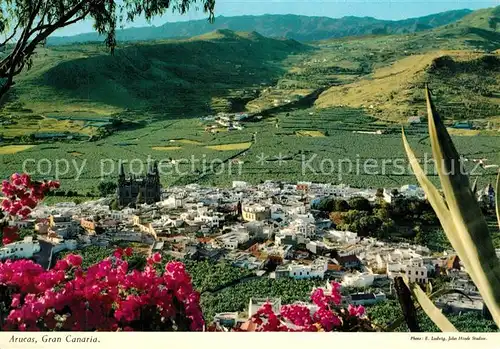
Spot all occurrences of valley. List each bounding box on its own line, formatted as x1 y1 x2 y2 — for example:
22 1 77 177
0 6 500 197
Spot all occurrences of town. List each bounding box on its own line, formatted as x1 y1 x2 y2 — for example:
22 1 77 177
2 178 498 331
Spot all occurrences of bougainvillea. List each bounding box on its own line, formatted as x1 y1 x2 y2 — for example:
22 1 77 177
1 173 59 245
248 282 374 332
0 252 204 331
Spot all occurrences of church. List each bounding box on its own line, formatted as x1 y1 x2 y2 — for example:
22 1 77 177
117 162 162 207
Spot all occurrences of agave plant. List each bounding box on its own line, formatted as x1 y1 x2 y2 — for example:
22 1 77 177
400 86 500 330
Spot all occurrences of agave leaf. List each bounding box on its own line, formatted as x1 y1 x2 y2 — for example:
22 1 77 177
394 276 420 332
429 288 474 303
386 288 469 332
496 171 500 229
402 277 458 332
424 86 500 327
426 281 433 295
402 129 471 268
471 177 479 195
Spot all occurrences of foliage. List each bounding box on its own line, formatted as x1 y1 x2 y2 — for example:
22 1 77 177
183 260 253 293
59 246 114 269
415 229 451 252
98 181 117 197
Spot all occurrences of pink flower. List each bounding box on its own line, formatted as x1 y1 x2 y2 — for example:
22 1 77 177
348 304 365 317
66 254 83 267
54 259 70 271
113 248 124 259
124 247 133 257
151 252 162 264
20 173 31 187
1 199 12 211
10 294 21 308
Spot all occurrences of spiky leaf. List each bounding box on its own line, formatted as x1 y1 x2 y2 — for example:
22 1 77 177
402 86 500 328
403 278 458 332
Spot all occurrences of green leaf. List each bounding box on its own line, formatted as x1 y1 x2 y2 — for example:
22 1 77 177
496 171 500 229
403 277 458 332
471 177 479 195
402 86 500 328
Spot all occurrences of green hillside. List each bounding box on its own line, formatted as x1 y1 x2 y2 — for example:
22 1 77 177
0 9 499 196
5 30 308 119
312 5 500 122
47 10 472 45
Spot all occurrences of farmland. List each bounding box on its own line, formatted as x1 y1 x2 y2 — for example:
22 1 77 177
1 102 498 196
0 7 499 195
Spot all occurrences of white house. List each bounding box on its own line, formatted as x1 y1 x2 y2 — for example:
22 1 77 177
218 231 250 250
386 254 428 284
0 236 40 260
328 184 350 197
342 272 375 288
400 185 426 200
329 230 359 245
405 257 428 283
290 217 315 238
161 195 185 209
287 260 328 280
232 181 249 189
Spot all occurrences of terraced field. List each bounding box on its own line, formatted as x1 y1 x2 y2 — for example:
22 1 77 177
1 7 500 196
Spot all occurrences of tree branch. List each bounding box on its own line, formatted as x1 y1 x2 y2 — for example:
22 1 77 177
0 22 20 48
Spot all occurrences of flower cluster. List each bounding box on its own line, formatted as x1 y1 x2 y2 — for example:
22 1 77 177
249 281 372 332
1 173 59 245
2 173 59 219
0 251 204 331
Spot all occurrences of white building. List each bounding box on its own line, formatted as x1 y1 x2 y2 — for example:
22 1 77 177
290 217 315 238
328 184 350 197
161 195 185 209
232 181 249 189
386 255 428 284
286 260 328 280
0 236 40 260
405 257 428 283
218 231 250 250
400 185 426 200
329 230 359 245
342 272 375 288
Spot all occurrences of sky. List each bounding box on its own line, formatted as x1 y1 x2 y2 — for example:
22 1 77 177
54 0 500 36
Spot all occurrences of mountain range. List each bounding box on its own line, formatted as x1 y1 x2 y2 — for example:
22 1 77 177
47 9 474 45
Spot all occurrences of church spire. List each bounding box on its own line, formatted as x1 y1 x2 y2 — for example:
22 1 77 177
119 163 125 183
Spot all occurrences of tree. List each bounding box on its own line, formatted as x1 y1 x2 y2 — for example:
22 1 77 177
377 218 395 239
414 225 425 245
0 0 215 101
98 181 117 197
317 197 336 212
335 200 350 212
489 17 498 31
110 199 119 211
329 211 344 227
348 197 372 213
